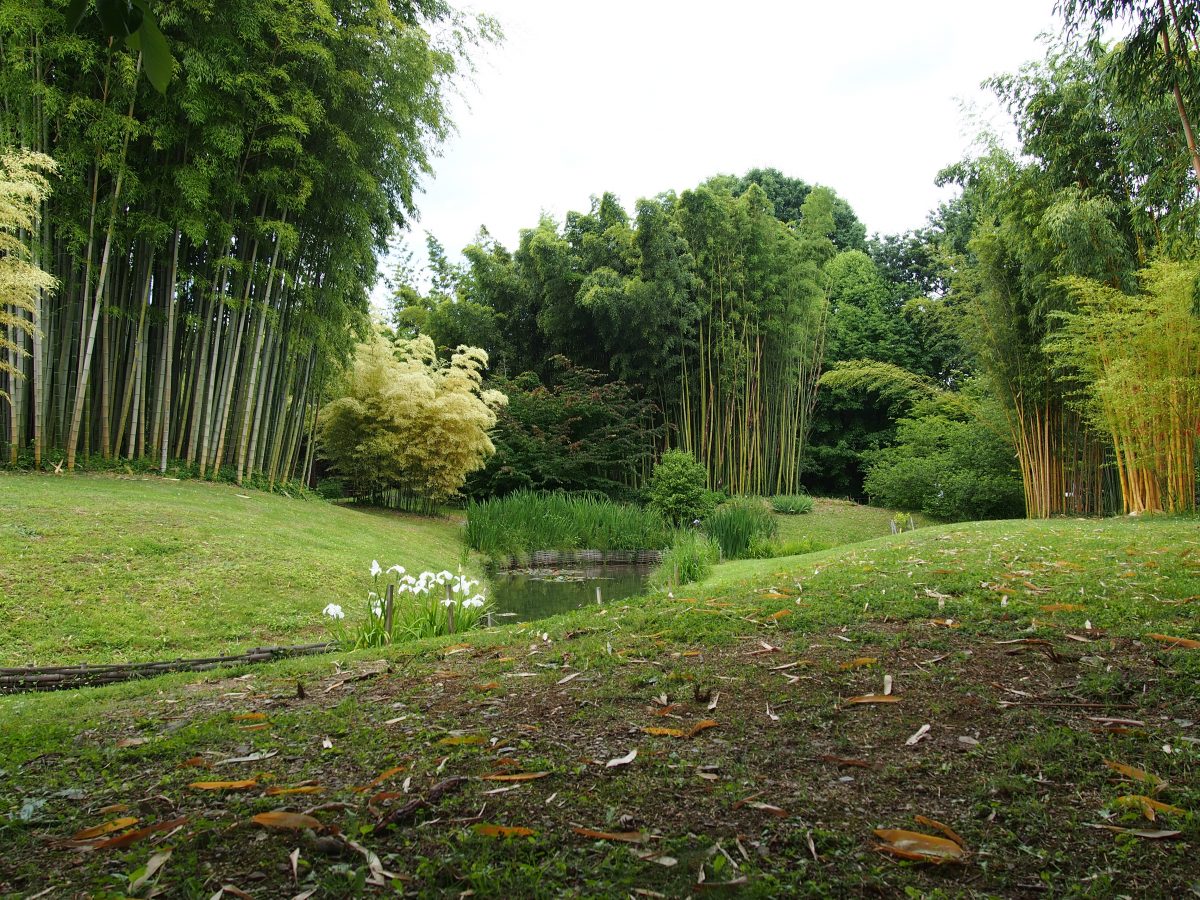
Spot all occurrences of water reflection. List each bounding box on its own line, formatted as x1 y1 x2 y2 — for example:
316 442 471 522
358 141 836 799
489 564 654 622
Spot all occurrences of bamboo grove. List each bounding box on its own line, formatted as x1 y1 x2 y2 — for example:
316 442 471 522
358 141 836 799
397 177 846 497
0 0 493 482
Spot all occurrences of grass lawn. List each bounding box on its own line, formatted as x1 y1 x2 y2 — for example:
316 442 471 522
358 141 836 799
772 497 931 552
1 497 1197 896
0 473 467 665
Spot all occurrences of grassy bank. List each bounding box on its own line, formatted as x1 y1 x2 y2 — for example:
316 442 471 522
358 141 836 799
0 474 467 665
1 513 1197 896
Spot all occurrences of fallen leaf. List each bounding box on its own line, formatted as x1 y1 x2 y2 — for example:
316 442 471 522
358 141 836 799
767 610 791 621
1146 633 1200 650
845 694 902 705
265 785 324 797
115 737 149 749
839 657 877 671
474 823 536 838
929 619 957 628
906 724 932 746
232 712 267 722
178 756 210 769
354 765 406 793
437 735 488 746
819 755 873 769
1104 760 1167 793
707 692 720 711
252 811 323 831
477 681 501 690
873 828 966 863
1088 824 1181 839
479 771 551 782
188 780 257 791
215 750 278 766
684 720 720 738
572 827 647 843
557 672 581 685
98 803 130 814
606 749 637 768
744 801 787 817
128 849 171 894
86 816 188 851
913 815 966 849
1113 795 1186 821
70 816 139 841
1040 603 1084 612
642 726 685 737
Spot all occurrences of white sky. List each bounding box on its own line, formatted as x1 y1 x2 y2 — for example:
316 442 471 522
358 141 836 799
379 0 1061 294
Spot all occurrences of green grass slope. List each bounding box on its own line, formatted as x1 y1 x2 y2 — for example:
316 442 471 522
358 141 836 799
1 512 1197 896
0 474 467 665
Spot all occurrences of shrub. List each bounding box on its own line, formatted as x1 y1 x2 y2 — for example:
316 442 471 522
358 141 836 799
652 531 720 588
704 497 778 560
863 396 1024 521
770 494 814 515
465 489 672 561
317 333 508 506
647 449 712 526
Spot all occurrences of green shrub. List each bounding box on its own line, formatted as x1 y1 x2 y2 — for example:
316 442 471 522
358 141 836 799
652 530 720 588
770 494 814 515
704 497 778 560
465 489 672 560
647 449 712 526
863 395 1024 521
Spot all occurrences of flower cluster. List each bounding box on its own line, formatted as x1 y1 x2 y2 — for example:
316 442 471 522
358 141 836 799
321 559 491 647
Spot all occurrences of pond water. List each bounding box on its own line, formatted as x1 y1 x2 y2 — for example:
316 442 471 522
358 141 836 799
488 564 655 622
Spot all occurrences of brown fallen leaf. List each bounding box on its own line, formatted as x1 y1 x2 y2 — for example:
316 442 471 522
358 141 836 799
1088 824 1181 839
642 726 685 737
572 827 647 843
839 657 877 671
115 737 149 749
232 712 267 722
438 735 488 746
178 756 211 769
477 681 501 690
1113 795 1186 821
767 610 792 621
818 755 874 769
252 811 323 831
929 618 958 628
86 816 188 851
652 704 679 717
873 828 967 863
479 771 551 782
70 816 139 842
1146 633 1200 650
744 801 787 817
913 815 967 849
1040 603 1084 612
474 823 536 838
265 785 324 797
188 779 258 791
845 694 902 705
98 803 130 815
684 720 719 738
1104 759 1168 794
240 723 270 732
354 765 407 793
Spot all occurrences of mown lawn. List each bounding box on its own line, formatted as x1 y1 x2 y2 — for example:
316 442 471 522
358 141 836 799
0 474 467 665
1 509 1197 897
772 496 931 553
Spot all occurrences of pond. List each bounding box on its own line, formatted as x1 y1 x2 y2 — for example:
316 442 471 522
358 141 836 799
488 563 655 623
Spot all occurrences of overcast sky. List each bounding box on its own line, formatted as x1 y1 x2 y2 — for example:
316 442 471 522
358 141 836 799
381 0 1062 293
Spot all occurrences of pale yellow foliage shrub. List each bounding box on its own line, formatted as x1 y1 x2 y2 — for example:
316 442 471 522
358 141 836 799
1 148 57 402
318 332 508 504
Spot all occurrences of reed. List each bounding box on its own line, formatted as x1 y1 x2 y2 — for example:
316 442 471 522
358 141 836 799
704 497 778 560
465 490 673 561
652 530 720 588
769 494 814 515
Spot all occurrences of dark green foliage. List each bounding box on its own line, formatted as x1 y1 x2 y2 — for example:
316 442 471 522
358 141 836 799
863 397 1024 521
769 494 814 515
647 449 712 526
704 497 778 560
463 490 672 561
463 358 660 500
